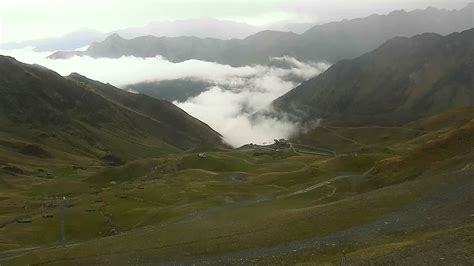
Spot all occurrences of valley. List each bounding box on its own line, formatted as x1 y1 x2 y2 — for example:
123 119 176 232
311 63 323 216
1 2 473 264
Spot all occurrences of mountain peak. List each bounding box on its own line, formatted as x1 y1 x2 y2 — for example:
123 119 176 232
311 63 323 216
105 33 125 41
388 9 406 16
68 72 87 79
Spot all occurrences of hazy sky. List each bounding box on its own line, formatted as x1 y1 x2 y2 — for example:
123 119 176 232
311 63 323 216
0 0 471 42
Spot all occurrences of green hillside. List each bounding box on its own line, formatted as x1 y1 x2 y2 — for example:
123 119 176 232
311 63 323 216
1 106 472 264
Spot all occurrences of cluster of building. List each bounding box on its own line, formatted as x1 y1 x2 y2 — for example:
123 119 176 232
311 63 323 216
273 139 290 149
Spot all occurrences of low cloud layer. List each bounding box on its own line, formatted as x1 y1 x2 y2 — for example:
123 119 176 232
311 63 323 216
174 58 329 146
1 47 329 147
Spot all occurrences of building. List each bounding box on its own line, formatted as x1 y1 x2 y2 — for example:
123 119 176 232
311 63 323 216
273 139 290 148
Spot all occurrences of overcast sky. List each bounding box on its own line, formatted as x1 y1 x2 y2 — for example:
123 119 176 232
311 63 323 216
0 0 471 43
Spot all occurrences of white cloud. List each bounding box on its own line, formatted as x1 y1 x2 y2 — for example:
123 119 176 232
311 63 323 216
176 87 299 146
172 58 329 147
0 47 329 147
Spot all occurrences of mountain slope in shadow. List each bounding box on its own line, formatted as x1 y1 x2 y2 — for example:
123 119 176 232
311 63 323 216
0 56 225 165
274 28 474 126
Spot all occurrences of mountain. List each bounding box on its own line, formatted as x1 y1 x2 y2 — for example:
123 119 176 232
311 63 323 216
0 56 225 166
49 4 474 66
47 30 297 65
0 29 105 52
113 18 316 40
291 3 474 63
112 17 261 40
2 19 316 54
273 28 474 126
48 33 232 61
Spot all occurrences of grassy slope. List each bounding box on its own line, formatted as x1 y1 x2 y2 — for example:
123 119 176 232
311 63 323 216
1 108 473 264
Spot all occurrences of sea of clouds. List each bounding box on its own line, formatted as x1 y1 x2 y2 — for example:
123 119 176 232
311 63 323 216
0 47 330 147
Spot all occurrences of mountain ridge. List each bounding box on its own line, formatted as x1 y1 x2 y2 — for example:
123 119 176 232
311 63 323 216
48 3 473 66
273 28 474 126
1 18 315 52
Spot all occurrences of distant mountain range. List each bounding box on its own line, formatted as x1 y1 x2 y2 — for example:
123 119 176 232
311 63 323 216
0 56 225 164
0 29 104 52
112 18 315 40
274 28 474 126
49 4 473 66
1 18 315 52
